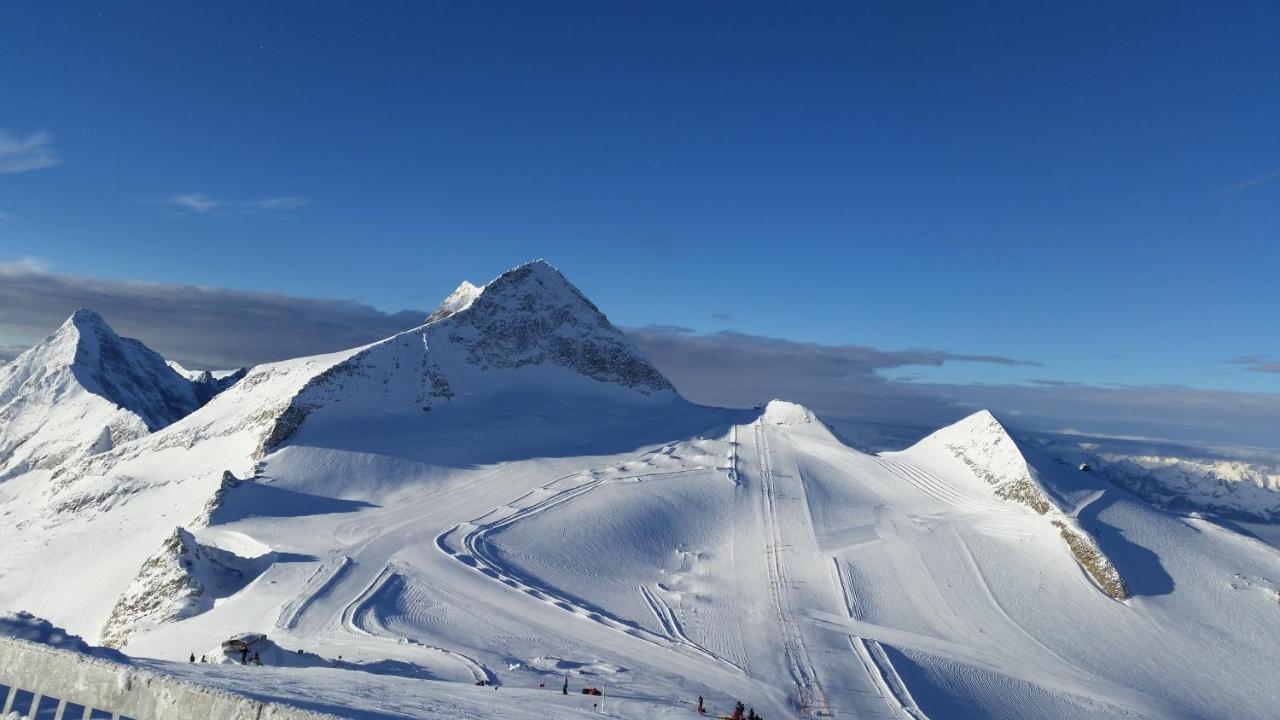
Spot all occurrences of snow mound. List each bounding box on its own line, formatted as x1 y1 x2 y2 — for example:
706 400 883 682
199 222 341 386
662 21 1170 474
761 399 819 426
0 610 126 662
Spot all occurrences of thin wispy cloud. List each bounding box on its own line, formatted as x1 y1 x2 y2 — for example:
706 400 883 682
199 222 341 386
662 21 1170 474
1227 355 1280 373
0 130 60 174
245 195 311 211
637 233 680 257
1211 168 1280 198
168 193 224 213
167 193 311 215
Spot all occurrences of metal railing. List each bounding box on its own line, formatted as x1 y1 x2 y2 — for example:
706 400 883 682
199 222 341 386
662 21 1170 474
0 636 341 720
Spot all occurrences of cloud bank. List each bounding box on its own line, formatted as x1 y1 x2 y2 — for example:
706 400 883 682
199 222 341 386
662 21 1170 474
0 262 423 370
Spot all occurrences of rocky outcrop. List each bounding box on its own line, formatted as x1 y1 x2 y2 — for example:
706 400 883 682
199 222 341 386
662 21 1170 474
100 528 258 648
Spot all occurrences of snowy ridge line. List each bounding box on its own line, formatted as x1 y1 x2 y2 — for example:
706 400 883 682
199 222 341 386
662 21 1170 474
0 635 341 720
276 554 352 631
342 563 495 685
831 558 924 719
754 421 826 718
435 463 745 670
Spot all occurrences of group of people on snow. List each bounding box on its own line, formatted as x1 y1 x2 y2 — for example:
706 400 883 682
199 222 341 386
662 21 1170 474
697 695 764 719
187 650 262 665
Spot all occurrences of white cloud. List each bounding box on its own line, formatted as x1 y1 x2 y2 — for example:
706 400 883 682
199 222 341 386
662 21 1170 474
166 192 224 211
167 193 311 215
10 256 50 273
0 130 60 174
245 195 311 211
1212 168 1280 197
168 193 224 213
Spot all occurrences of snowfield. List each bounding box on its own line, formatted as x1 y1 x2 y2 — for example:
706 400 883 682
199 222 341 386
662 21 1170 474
2 260 1279 719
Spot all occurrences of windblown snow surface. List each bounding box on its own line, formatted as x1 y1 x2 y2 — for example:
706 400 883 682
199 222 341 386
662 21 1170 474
2 261 1278 720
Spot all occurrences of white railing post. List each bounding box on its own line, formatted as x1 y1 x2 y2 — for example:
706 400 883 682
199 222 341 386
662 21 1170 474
53 697 68 720
29 692 44 719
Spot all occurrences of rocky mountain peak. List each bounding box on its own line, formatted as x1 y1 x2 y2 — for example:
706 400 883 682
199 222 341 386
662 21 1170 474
435 259 673 393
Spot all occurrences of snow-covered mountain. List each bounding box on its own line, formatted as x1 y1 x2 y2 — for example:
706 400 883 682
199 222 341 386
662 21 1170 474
2 261 1278 720
0 309 232 480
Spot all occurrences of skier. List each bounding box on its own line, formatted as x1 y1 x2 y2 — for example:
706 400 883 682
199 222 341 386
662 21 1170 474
252 652 262 666
188 653 195 663
697 695 705 714
562 676 569 695
731 700 745 720
239 648 248 665
200 655 206 663
748 708 759 720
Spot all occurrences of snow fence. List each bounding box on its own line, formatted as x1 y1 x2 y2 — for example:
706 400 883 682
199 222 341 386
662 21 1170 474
0 635 341 720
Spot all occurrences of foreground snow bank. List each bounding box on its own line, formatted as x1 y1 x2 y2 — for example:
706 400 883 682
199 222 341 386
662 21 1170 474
0 610 125 662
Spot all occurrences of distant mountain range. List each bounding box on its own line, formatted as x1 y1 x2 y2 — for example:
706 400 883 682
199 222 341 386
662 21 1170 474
1 260 1277 719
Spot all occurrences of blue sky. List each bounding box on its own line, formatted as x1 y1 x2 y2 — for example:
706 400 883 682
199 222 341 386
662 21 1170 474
1 2 1278 444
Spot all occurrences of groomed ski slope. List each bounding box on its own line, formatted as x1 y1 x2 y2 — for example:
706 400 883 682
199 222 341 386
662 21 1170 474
103 398 1280 720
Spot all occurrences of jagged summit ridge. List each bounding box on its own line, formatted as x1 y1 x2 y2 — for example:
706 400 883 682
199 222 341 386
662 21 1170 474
436 260 673 392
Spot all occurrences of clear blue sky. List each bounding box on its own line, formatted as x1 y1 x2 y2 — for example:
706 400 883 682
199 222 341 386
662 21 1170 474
2 1 1278 393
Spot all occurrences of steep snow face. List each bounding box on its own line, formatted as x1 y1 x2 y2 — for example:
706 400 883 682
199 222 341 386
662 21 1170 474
910 409 1058 514
898 410 1129 600
0 310 206 479
425 280 481 323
